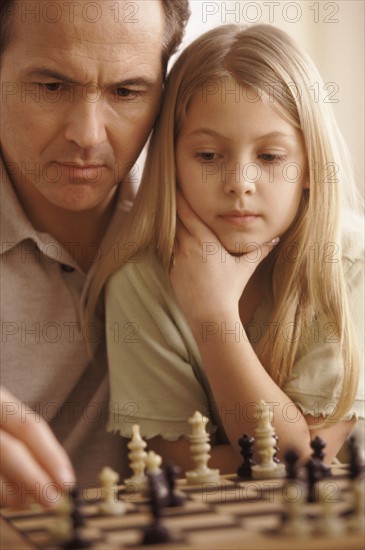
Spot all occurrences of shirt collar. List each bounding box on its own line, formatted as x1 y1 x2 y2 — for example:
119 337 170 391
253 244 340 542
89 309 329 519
0 155 41 256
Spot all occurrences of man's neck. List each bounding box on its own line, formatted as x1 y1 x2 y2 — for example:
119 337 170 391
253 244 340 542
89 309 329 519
11 180 118 272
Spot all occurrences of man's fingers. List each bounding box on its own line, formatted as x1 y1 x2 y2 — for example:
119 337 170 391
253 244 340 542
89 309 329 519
1 387 75 506
0 430 65 508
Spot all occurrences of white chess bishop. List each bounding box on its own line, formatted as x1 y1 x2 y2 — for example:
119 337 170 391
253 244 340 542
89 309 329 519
251 401 286 479
185 411 220 485
124 424 148 492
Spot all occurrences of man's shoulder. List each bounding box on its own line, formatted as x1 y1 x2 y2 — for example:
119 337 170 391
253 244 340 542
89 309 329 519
0 157 36 251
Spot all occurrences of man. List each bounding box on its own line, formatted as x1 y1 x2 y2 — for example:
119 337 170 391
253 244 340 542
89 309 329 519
0 0 190 508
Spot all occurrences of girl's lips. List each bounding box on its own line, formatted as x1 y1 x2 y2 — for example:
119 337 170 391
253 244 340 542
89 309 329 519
219 212 260 225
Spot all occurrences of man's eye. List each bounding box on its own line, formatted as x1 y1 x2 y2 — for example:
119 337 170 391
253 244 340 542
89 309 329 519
198 152 217 161
115 88 139 99
42 83 61 91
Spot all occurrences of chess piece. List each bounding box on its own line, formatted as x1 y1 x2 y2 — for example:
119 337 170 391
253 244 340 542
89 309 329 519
305 458 322 503
237 434 255 479
62 486 91 549
346 475 365 534
317 483 344 536
142 471 174 545
145 450 163 475
124 424 148 492
280 480 310 536
348 436 363 480
251 401 285 479
346 438 365 533
273 434 280 464
49 494 72 540
185 411 220 485
144 451 169 503
98 467 125 515
284 449 299 480
164 463 185 507
310 436 331 478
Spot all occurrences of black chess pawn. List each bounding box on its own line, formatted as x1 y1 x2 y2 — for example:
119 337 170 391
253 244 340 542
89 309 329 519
142 474 174 545
305 458 322 503
348 436 363 480
273 434 280 464
62 486 91 549
164 463 186 507
237 434 255 479
284 449 299 480
310 436 331 477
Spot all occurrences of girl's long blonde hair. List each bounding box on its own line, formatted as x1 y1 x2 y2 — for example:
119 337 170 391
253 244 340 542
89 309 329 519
87 24 361 423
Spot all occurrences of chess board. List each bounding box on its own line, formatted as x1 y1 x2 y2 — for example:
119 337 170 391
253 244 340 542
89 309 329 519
1 465 364 550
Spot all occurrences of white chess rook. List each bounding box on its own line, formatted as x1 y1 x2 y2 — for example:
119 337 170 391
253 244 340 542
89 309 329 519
186 411 220 485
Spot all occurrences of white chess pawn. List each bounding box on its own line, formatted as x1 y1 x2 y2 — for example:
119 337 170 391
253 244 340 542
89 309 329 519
98 466 126 515
280 481 311 536
144 451 169 500
185 411 220 485
145 451 163 475
317 483 344 536
124 424 148 492
347 476 365 534
251 401 286 479
49 494 72 539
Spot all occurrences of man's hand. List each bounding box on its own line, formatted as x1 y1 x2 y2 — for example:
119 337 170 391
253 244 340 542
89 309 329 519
0 387 75 509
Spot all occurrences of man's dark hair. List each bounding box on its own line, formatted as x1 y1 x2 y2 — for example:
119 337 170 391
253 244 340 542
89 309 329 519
160 0 191 75
0 0 190 72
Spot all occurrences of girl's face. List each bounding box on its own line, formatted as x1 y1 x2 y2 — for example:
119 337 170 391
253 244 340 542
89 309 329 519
175 79 308 254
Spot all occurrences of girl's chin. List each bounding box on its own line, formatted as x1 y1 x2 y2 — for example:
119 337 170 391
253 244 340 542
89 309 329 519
222 241 263 256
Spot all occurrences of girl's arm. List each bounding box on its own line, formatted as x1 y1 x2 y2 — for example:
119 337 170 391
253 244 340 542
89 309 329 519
170 192 354 464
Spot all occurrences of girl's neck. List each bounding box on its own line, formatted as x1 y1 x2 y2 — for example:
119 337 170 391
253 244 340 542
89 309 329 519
239 263 270 327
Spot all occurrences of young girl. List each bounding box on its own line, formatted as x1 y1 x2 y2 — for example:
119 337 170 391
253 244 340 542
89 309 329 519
87 24 364 470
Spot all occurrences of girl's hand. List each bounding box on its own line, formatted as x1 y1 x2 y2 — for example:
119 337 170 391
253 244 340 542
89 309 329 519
169 191 279 328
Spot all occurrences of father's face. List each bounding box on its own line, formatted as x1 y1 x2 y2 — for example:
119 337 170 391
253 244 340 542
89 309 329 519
0 0 164 212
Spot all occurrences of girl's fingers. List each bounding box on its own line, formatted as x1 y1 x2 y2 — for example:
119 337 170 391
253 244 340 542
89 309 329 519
176 190 216 241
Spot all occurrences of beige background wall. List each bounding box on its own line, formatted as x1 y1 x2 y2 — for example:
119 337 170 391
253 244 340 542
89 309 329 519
173 0 364 197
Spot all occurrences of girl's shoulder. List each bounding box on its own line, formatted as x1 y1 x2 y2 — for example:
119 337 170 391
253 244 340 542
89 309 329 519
107 251 169 297
341 215 364 273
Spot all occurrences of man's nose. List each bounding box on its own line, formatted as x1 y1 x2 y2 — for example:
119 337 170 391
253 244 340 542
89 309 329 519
64 94 107 149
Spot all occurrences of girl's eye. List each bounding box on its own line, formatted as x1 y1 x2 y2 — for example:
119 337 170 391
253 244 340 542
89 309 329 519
198 152 217 161
259 153 284 162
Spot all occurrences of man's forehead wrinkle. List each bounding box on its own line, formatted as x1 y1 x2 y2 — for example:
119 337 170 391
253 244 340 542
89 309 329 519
28 36 161 69
45 45 157 63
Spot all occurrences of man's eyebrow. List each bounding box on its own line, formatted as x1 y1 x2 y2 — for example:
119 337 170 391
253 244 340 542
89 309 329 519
22 67 156 88
23 68 79 84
